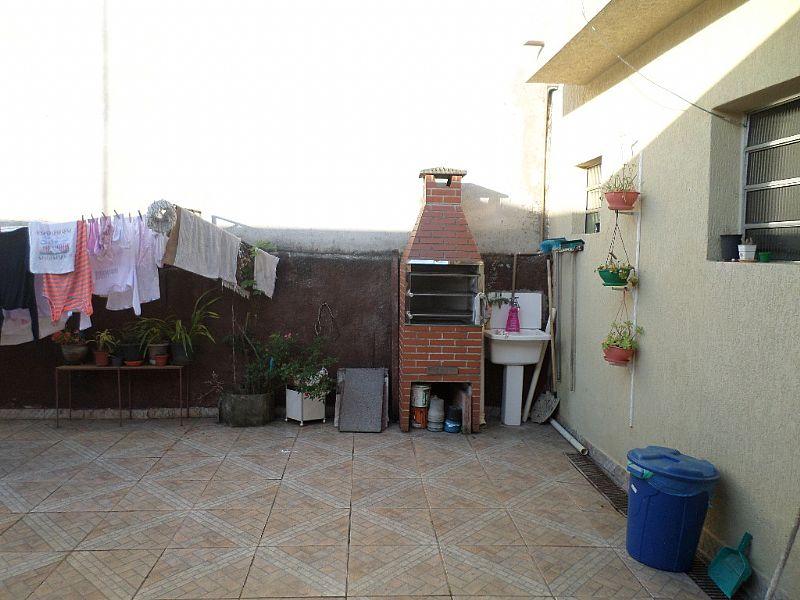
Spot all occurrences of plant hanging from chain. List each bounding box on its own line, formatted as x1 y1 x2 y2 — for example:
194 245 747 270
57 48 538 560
596 211 638 287
602 291 643 366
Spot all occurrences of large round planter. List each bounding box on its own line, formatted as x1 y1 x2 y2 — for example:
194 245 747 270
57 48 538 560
94 350 110 367
119 343 143 362
598 268 631 286
603 346 634 366
110 354 124 367
61 344 89 365
147 343 170 358
170 342 192 366
605 191 640 211
218 392 274 427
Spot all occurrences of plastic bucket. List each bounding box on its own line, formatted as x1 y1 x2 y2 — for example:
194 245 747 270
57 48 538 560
720 234 740 261
411 384 431 407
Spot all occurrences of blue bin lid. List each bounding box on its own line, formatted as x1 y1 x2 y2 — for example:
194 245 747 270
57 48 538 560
627 446 719 482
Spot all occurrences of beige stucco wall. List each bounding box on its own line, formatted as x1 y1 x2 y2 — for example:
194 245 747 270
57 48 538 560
0 0 548 253
543 0 800 596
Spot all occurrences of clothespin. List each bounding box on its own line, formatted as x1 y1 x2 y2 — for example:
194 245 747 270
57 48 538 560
138 210 142 219
90 214 95 221
113 210 119 217
101 212 106 218
81 214 84 221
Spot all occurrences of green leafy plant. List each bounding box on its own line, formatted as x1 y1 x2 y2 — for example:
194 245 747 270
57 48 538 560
273 333 336 399
239 240 277 293
169 291 220 355
596 258 633 275
601 320 644 350
51 329 86 346
226 321 281 395
133 318 172 350
486 293 511 307
91 329 117 353
601 162 637 193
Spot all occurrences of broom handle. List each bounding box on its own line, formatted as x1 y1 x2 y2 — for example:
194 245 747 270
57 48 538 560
765 506 800 600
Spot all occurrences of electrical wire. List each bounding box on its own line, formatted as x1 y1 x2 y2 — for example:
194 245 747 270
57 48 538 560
578 0 744 127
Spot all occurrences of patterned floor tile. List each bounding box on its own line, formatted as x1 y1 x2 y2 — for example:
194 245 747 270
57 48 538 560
261 509 349 546
415 450 483 479
432 508 523 545
532 546 647 598
115 479 206 511
29 549 161 599
452 597 552 600
615 548 707 599
227 436 294 456
351 478 427 508
295 428 354 453
168 437 235 457
423 476 501 508
79 511 188 550
243 545 347 597
347 545 448 596
171 509 268 547
352 430 411 453
0 511 104 551
353 448 419 479
137 547 254 599
102 433 176 458
284 442 352 479
442 544 550 596
144 455 223 481
509 505 609 547
196 479 279 510
33 481 134 512
350 507 436 545
273 476 351 510
214 454 288 480
0 514 20 535
0 481 63 514
0 552 64 598
68 457 159 484
490 476 581 511
2 454 93 482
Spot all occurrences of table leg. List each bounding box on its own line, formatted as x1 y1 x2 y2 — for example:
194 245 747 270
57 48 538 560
179 368 183 426
128 373 132 421
116 369 122 427
55 370 59 428
68 371 72 421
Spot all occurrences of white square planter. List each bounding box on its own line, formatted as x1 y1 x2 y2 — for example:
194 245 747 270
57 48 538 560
285 388 326 426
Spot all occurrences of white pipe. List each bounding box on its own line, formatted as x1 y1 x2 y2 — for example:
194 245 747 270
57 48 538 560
629 151 643 428
551 419 587 455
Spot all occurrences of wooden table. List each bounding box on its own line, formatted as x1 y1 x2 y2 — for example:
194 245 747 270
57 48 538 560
54 365 185 427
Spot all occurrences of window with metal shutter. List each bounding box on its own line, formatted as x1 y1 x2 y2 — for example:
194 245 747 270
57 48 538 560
743 97 800 260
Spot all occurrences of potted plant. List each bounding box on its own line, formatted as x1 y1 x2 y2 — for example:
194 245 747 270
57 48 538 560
602 320 643 366
169 291 219 365
117 325 143 363
91 329 117 366
52 329 89 364
275 333 336 426
219 325 280 426
602 163 639 211
738 237 757 261
596 259 637 287
134 317 172 364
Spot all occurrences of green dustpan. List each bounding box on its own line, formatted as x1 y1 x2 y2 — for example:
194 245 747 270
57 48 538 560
708 532 753 598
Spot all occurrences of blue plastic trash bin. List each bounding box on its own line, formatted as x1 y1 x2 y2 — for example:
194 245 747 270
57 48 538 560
626 446 719 572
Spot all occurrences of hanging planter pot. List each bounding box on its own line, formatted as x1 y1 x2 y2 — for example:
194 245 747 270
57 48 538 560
603 345 635 365
597 210 638 288
597 264 634 286
601 317 643 367
605 191 640 211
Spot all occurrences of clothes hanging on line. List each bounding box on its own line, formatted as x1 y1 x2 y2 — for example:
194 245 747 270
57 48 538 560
89 215 137 297
28 221 78 274
0 277 69 345
0 227 39 339
164 207 239 285
41 220 94 323
253 248 279 298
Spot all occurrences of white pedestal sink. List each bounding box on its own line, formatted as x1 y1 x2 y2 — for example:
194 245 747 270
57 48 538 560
484 292 550 426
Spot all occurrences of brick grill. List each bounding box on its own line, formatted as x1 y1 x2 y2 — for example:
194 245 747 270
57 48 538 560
399 169 483 433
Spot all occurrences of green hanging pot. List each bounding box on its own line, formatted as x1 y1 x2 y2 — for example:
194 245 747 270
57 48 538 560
598 267 631 286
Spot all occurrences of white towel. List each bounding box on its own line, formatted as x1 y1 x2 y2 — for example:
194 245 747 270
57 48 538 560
28 221 78 274
254 249 279 298
173 208 240 285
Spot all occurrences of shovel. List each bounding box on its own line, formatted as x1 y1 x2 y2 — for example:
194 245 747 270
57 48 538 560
708 532 752 598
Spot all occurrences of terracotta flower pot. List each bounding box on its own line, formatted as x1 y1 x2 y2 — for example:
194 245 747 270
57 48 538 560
154 354 169 366
605 191 640 211
94 350 110 367
603 346 634 366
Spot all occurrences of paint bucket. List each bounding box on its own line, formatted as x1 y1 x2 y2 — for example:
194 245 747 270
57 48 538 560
411 406 428 429
427 395 444 421
411 384 431 408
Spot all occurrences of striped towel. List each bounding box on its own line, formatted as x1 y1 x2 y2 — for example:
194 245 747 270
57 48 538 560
41 221 94 322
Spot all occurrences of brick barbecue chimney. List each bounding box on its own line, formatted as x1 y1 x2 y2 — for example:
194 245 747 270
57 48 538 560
399 168 484 433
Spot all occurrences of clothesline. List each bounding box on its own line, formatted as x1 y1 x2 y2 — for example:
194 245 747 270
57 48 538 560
0 203 279 346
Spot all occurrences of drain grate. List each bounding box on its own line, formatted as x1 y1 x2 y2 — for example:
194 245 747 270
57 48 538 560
566 452 739 600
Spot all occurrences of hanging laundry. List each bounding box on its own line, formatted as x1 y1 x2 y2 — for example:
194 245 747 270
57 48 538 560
41 221 94 323
0 227 39 339
28 221 78 274
1 278 69 345
253 248 279 298
89 215 136 297
88 215 115 258
106 218 167 315
164 207 239 285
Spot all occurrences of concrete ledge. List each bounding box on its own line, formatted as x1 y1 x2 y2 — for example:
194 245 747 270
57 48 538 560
0 407 219 420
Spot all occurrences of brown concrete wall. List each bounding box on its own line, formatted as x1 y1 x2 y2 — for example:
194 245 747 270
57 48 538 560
0 251 549 418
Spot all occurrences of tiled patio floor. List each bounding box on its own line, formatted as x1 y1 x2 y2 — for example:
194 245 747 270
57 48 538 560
0 418 708 599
